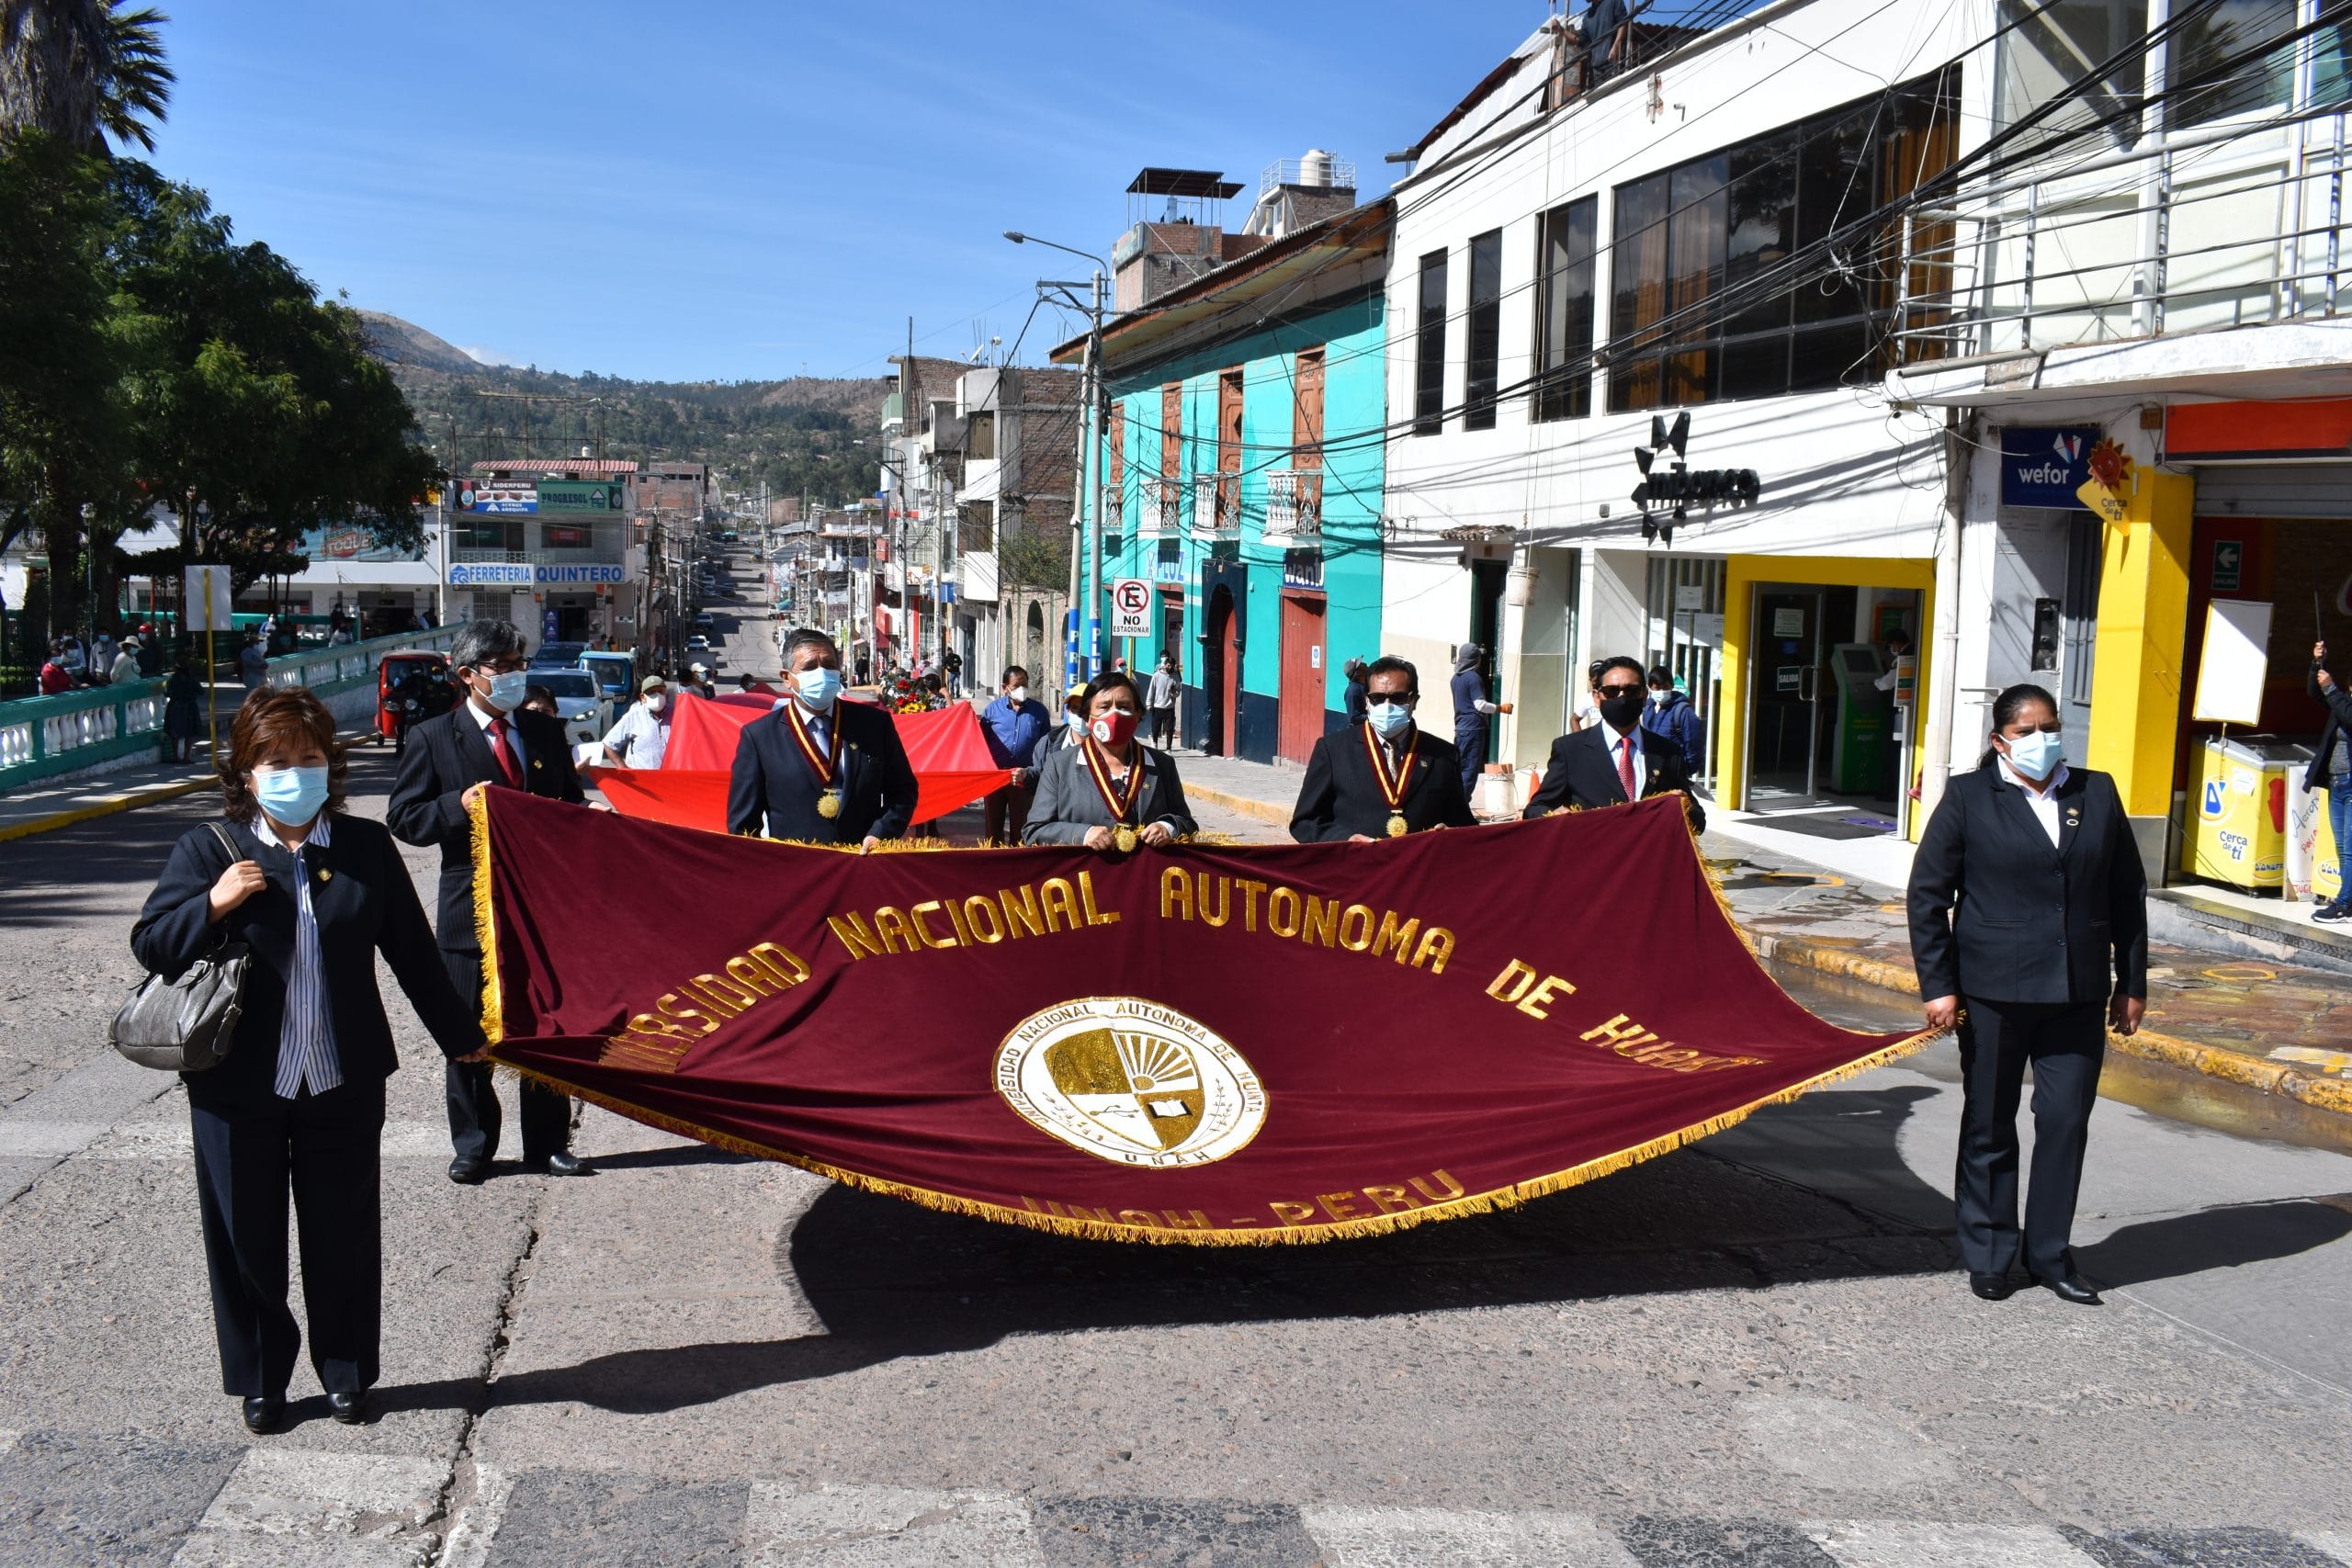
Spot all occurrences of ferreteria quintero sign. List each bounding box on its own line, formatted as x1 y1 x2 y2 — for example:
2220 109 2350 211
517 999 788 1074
447 562 627 586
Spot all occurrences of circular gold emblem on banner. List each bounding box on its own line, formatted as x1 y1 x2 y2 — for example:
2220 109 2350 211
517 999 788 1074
995 998 1268 1168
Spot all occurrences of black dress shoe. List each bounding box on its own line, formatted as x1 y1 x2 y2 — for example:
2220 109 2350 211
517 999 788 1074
2033 1271 2104 1305
328 1390 368 1426
1968 1270 2016 1301
241 1395 283 1434
447 1156 488 1186
528 1151 591 1177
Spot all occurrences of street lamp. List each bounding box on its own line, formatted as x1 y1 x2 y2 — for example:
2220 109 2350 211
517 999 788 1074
1006 232 1110 685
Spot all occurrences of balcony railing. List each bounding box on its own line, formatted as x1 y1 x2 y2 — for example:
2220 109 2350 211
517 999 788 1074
1263 469 1321 540
1891 110 2350 364
450 546 627 566
1137 478 1180 540
1192 473 1238 541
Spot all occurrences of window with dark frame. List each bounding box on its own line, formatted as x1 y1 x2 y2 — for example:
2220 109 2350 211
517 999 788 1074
1532 197 1599 423
1413 249 1448 434
1464 229 1503 430
1606 68 1960 412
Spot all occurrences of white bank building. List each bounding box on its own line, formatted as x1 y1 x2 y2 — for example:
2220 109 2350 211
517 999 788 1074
1378 0 2347 863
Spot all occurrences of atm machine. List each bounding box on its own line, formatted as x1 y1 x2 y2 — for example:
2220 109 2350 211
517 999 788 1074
1827 642 1892 796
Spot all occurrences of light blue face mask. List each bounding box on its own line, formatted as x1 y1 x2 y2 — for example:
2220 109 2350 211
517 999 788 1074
1066 708 1087 731
481 669 529 713
1366 698 1414 737
795 667 843 710
252 764 330 827
2005 728 2064 782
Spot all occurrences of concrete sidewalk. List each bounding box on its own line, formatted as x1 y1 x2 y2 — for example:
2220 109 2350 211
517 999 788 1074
1177 750 2352 1120
0 751 220 843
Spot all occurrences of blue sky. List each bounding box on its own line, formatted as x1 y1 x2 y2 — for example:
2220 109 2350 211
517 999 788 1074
147 1 1571 383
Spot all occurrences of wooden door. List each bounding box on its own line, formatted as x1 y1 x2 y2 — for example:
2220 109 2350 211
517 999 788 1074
1216 369 1244 530
1294 348 1326 525
1204 585 1238 757
1279 592 1327 763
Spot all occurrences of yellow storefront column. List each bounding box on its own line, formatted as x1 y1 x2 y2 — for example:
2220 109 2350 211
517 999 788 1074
2084 470 2194 870
1716 555 1936 837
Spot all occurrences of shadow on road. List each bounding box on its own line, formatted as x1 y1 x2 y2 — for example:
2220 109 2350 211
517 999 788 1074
369 1088 2352 1418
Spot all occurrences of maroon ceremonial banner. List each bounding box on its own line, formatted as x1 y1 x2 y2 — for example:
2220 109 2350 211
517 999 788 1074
472 791 1930 1244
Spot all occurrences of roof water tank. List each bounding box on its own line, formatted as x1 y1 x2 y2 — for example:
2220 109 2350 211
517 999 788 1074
1299 149 1332 187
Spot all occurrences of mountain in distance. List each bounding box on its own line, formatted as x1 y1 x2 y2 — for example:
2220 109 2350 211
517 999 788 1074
356 310 890 506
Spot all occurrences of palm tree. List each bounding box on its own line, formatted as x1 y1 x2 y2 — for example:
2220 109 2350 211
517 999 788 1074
0 0 174 154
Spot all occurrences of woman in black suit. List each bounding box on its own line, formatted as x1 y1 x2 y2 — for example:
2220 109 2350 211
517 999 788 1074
1023 672 1197 849
1907 682 2147 1308
132 688 482 1433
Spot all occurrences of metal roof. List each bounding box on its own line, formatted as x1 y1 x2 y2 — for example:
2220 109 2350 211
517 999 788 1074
1126 168 1244 200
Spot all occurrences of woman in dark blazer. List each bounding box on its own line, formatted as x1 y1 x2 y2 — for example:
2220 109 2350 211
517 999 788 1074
132 688 481 1433
1023 672 1198 849
1907 682 2147 1309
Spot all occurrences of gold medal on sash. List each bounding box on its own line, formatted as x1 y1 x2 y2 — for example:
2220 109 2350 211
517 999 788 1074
782 702 841 820
1081 734 1148 852
1363 720 1420 840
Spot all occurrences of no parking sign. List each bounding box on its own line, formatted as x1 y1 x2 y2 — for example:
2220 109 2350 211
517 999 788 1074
1109 578 1152 638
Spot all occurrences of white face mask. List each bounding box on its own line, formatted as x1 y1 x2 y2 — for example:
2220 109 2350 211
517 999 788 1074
1006 686 1029 705
645 694 665 713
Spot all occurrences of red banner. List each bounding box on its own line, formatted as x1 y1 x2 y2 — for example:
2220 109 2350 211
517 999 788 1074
594 693 1012 829
473 791 1930 1244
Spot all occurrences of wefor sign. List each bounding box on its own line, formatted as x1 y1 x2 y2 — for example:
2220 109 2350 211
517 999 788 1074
1998 427 2100 509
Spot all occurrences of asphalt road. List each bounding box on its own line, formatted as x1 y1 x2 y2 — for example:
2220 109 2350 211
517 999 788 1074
2 550 2347 1566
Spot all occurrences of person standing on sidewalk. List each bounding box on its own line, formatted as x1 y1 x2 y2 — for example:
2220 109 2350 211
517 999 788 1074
388 618 592 1186
1450 644 1499 798
1907 682 2147 1309
1147 654 1182 750
2310 641 2352 922
164 658 204 762
980 666 1049 846
237 635 267 693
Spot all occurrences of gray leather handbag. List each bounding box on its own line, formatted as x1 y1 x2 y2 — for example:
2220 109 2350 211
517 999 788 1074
111 823 251 1073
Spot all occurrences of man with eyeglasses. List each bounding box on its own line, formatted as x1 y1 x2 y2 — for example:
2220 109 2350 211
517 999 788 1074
1290 656 1477 842
389 618 592 1184
1524 655 1706 831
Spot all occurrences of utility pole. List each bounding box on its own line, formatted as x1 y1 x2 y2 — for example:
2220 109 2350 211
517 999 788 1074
1084 267 1106 681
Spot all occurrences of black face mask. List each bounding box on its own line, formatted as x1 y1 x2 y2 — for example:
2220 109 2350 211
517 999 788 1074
1600 692 1646 730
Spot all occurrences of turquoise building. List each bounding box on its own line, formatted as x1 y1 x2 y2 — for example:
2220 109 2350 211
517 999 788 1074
1074 201 1392 765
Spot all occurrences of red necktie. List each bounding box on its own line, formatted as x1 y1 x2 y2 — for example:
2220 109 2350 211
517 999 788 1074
1616 734 1637 802
488 716 523 788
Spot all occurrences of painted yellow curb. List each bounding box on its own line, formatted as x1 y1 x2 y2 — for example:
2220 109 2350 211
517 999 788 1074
1756 930 2352 1119
0 774 215 843
1184 783 1295 827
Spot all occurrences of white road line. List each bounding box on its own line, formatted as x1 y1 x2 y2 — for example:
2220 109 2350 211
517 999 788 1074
170 1448 447 1568
0 1122 113 1158
1299 1505 1642 1568
435 1461 512 1568
63 1121 452 1159
0 1428 17 1457
744 1481 1045 1568
1804 1520 2105 1567
2301 1531 2352 1565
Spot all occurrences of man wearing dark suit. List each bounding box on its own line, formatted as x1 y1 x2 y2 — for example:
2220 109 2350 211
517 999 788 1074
1908 682 2147 1308
1523 656 1706 831
388 618 590 1184
1291 656 1477 842
729 626 918 847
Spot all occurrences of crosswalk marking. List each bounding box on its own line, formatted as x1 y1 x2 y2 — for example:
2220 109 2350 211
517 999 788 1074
2303 1533 2352 1564
1300 1505 1641 1567
743 1481 1043 1567
1803 1520 2105 1566
169 1448 445 1568
62 1119 452 1159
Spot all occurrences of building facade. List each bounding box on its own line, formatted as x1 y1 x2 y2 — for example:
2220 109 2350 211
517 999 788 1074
1068 194 1393 763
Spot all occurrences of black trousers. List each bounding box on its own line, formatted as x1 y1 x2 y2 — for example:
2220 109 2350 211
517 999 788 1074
189 1076 384 1397
441 947 571 1163
1954 997 2105 1279
1148 707 1175 750
981 782 1034 846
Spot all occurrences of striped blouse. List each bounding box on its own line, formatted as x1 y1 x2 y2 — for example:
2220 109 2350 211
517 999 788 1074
252 815 341 1100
